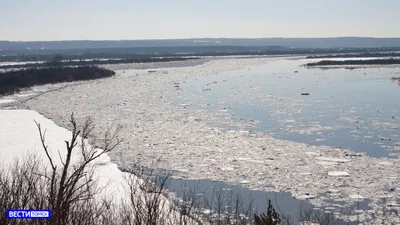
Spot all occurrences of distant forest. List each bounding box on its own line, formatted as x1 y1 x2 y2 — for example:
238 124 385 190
2 37 400 64
0 56 200 70
2 37 400 50
305 58 400 67
306 52 400 59
0 66 115 96
2 46 400 63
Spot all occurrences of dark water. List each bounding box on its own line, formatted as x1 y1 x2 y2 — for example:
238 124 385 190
166 178 369 224
174 58 400 158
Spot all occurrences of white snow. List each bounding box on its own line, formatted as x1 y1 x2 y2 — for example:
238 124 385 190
0 109 128 200
0 61 45 66
15 93 37 98
349 194 365 199
220 167 235 172
317 161 337 166
32 88 48 92
0 99 15 104
377 161 394 166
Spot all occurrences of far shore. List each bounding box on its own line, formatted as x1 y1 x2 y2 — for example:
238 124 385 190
305 58 400 67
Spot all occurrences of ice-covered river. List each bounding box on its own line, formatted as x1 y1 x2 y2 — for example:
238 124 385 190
4 57 398 223
175 58 400 158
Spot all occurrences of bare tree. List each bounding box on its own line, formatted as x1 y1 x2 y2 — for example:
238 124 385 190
34 113 122 225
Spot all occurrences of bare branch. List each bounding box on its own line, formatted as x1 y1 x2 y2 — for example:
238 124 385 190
58 150 66 167
35 120 56 171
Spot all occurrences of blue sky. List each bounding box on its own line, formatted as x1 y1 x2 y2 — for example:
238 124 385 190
0 0 399 41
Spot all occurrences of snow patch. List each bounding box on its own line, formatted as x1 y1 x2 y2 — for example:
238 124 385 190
15 93 37 98
220 167 235 172
0 99 15 104
317 161 337 166
349 194 364 199
377 161 394 166
0 109 129 200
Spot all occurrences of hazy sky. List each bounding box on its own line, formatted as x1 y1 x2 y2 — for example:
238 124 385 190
1 0 399 41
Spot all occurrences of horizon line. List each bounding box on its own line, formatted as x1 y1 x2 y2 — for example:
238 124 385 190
2 36 400 42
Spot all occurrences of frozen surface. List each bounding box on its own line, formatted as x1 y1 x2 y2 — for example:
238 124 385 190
0 61 45 66
0 109 129 200
0 82 92 109
23 57 400 222
328 171 350 177
0 98 15 104
316 157 351 163
14 93 37 98
102 58 210 71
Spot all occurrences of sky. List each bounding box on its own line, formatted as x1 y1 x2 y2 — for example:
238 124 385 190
0 0 399 41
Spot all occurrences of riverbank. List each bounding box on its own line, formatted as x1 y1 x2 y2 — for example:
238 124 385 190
0 57 202 70
0 66 115 96
12 57 400 223
305 58 400 67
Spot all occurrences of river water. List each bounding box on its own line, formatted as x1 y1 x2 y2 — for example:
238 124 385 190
175 58 400 158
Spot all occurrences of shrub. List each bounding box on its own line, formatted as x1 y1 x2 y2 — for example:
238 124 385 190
254 200 281 225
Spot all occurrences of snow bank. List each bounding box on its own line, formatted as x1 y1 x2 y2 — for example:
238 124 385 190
0 109 128 200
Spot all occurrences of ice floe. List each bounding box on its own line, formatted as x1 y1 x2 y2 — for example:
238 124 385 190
315 157 351 163
328 171 350 177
